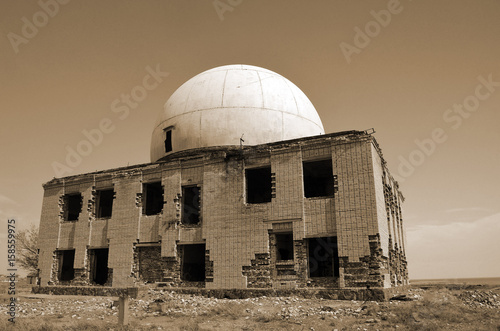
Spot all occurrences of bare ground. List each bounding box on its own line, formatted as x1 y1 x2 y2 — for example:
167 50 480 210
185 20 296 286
1 283 499 330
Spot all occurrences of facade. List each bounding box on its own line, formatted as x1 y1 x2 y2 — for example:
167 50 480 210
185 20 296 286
37 65 408 292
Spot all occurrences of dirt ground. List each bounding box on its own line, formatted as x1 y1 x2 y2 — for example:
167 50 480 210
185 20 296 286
1 283 499 330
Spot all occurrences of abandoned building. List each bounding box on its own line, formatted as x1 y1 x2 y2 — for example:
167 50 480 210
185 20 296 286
37 64 408 294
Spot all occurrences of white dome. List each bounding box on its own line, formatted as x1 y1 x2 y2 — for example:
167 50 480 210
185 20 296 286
150 64 324 162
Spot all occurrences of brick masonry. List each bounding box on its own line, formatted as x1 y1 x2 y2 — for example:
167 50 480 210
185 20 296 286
37 131 408 292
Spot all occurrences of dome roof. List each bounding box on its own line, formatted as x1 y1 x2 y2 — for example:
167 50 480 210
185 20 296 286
150 64 324 162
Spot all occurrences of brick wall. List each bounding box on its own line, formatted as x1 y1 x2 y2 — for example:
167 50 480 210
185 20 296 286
38 131 408 289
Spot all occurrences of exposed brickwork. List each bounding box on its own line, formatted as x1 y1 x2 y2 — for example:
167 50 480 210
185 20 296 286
37 131 408 293
134 245 213 288
72 268 89 286
160 256 178 284
295 240 340 288
205 250 214 283
134 246 166 283
242 253 272 288
294 240 308 286
340 234 389 288
383 175 409 286
49 251 60 285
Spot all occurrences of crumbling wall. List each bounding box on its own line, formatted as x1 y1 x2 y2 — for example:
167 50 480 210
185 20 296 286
205 249 214 283
39 132 408 291
72 268 90 286
383 175 408 286
134 246 166 283
49 249 92 286
160 256 179 285
242 253 271 288
134 245 212 288
295 240 340 288
340 234 388 288
49 251 60 285
38 185 70 286
204 152 271 289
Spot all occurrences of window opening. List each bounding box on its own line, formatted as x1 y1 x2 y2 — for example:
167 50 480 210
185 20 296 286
65 193 82 221
246 167 272 203
303 159 335 198
96 189 114 218
143 182 164 215
182 186 200 225
164 129 172 153
275 233 294 260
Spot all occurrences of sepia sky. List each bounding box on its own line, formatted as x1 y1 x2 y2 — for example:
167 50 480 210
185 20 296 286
1 0 499 279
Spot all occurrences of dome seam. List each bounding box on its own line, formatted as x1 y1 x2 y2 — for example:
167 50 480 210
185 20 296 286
183 71 198 114
281 76 300 115
152 107 324 132
193 66 288 82
221 69 229 108
255 70 265 109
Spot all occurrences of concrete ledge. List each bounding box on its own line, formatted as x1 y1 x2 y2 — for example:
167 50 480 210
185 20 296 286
32 285 408 301
32 286 138 298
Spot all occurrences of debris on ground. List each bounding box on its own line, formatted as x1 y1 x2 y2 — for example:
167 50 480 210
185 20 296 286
457 290 500 309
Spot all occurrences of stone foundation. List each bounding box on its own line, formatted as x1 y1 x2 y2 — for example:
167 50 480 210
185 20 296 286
33 286 138 298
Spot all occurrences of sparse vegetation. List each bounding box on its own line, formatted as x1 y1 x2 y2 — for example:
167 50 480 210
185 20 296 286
16 224 39 274
2 284 499 330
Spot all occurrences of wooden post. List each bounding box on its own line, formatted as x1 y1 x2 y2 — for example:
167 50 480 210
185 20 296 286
118 296 129 325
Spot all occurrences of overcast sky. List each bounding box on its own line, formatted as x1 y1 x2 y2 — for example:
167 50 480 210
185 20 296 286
1 0 499 279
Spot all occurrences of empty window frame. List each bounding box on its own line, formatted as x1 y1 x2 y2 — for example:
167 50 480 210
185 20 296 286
275 233 294 261
64 193 82 221
89 248 109 285
308 237 339 278
96 189 114 219
182 186 200 225
303 159 335 198
164 128 172 153
246 167 272 204
180 244 206 282
58 249 75 281
143 182 164 215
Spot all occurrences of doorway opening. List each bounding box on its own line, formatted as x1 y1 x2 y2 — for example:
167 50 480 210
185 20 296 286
180 244 205 282
89 248 109 285
58 249 75 281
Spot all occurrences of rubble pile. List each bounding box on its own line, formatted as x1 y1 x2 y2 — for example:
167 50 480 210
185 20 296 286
457 290 500 309
4 289 396 322
10 297 117 320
